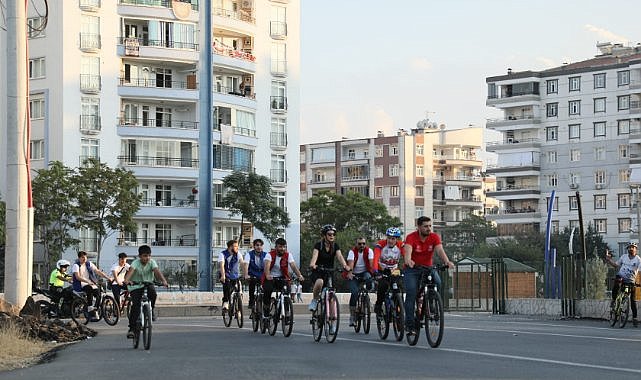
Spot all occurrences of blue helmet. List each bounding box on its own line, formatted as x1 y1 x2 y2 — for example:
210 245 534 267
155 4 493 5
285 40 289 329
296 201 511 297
386 227 402 237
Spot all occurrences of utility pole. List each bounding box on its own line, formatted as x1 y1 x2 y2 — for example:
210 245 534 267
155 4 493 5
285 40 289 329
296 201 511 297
5 0 33 306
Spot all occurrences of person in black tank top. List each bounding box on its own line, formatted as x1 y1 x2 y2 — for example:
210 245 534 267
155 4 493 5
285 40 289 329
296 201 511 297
308 224 351 311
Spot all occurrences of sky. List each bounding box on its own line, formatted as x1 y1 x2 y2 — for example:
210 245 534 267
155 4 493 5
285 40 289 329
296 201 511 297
299 0 641 144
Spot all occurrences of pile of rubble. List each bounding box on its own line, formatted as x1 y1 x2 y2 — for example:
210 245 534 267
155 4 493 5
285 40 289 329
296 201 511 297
0 297 96 343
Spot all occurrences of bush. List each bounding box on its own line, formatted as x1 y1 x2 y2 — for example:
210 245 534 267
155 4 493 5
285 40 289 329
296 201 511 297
586 257 608 299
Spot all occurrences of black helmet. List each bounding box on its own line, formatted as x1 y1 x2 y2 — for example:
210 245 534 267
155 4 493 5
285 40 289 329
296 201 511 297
320 224 337 236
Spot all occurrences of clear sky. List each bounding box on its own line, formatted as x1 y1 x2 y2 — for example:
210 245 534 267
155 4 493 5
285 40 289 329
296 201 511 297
299 0 641 144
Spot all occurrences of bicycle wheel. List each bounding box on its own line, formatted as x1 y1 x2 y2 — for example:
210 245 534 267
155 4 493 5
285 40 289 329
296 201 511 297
312 299 324 342
267 298 278 336
354 296 362 333
143 303 152 350
619 295 630 328
326 293 340 343
71 297 89 325
377 299 390 340
363 295 371 334
282 297 294 337
609 301 618 327
235 294 244 328
406 296 421 346
252 294 261 332
132 324 140 349
102 296 119 326
392 293 405 341
425 291 444 348
222 300 232 327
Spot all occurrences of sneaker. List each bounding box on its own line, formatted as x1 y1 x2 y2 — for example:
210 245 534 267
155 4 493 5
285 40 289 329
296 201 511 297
329 324 336 335
308 298 318 312
374 303 382 315
152 308 157 322
87 305 95 312
222 301 229 311
633 318 639 327
349 315 355 327
126 329 134 339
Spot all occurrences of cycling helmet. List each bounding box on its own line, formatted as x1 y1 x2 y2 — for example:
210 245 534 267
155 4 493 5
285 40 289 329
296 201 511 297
386 227 402 237
627 242 638 249
56 259 71 269
321 224 337 236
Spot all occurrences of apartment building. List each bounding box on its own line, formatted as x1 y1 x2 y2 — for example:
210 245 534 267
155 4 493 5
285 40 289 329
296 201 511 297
485 42 641 255
0 0 301 270
300 124 485 231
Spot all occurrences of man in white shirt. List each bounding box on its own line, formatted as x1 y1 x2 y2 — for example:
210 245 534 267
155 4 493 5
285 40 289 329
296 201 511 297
71 251 110 319
262 238 304 317
606 242 641 326
110 252 130 307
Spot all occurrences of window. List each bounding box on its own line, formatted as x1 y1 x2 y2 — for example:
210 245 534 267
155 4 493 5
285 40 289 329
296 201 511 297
389 164 399 177
270 154 286 183
27 17 46 38
236 110 256 135
374 186 383 198
569 220 580 230
29 58 45 79
81 138 100 162
415 207 424 219
593 121 606 137
544 151 556 163
271 80 287 110
390 186 399 197
594 146 605 161
619 169 630 183
546 79 558 94
569 172 580 185
569 76 581 91
551 221 559 234
29 97 45 119
416 144 424 155
569 124 580 139
619 218 631 233
595 170 606 185
619 193 631 208
594 194 606 209
272 190 286 211
546 196 559 211
81 97 100 132
271 117 287 146
618 95 630 110
546 126 558 141
213 145 254 172
30 140 44 160
570 149 580 162
547 174 558 187
594 73 606 89
569 196 578 210
546 103 558 117
619 145 629 159
416 185 424 197
618 119 630 135
618 70 630 86
390 145 398 156
594 218 607 233
375 145 383 157
569 100 581 115
416 165 424 176
593 97 606 113
270 42 287 75
375 165 383 178
311 147 334 162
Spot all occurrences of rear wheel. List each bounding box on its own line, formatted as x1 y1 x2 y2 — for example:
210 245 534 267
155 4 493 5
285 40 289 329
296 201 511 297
392 293 405 341
619 295 630 328
235 294 244 328
267 298 278 336
312 299 323 342
142 303 152 350
326 293 340 343
362 295 371 334
71 297 89 325
103 296 119 326
282 297 294 337
426 292 444 348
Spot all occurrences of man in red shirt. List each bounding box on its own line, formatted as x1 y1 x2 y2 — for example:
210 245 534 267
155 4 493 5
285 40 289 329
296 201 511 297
403 216 454 336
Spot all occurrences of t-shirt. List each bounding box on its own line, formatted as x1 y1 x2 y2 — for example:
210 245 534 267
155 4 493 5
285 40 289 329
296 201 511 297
72 261 99 289
218 250 245 279
110 262 131 285
376 239 404 270
128 258 159 291
264 253 295 278
346 248 374 274
404 231 442 267
49 269 66 287
314 241 341 268
616 254 641 283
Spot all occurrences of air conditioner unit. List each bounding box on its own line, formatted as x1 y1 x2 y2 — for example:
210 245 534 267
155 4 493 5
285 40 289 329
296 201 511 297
507 138 514 143
569 183 578 189
595 184 604 190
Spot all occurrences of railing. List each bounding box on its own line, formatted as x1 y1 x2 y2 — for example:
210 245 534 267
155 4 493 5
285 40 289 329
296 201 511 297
270 96 287 111
119 77 197 89
341 175 369 181
140 197 197 207
486 115 537 123
80 115 101 132
117 155 199 168
486 161 540 169
486 207 537 215
486 138 541 146
118 237 198 247
80 0 101 9
444 175 482 182
213 85 255 99
80 74 101 93
118 117 198 130
233 126 256 137
212 42 255 62
213 7 255 24
119 0 199 11
270 132 287 147
118 37 198 50
270 169 286 183
271 60 287 76
79 33 101 50
309 178 335 184
492 185 541 192
270 21 287 37
433 154 478 161
341 153 368 160
630 100 641 111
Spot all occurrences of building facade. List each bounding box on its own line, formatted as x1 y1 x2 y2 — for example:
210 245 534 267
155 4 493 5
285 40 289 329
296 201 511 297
486 43 641 255
0 0 301 271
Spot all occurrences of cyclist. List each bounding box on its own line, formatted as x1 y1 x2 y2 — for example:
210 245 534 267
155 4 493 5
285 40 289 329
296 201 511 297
71 250 111 320
218 239 245 311
124 245 168 339
48 259 72 315
244 239 267 309
605 242 641 326
373 227 405 316
403 216 454 336
346 237 374 326
308 224 351 312
110 252 130 308
262 237 305 318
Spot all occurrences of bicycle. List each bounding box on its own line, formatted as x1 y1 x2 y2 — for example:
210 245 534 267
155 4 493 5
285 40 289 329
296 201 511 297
102 286 132 326
406 264 446 348
130 281 157 350
609 279 639 328
375 269 405 341
71 282 118 326
309 267 341 343
248 276 265 333
352 275 371 334
266 277 294 337
222 279 244 328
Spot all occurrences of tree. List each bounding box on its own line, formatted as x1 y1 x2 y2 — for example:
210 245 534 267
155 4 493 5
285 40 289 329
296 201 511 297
441 214 496 260
32 161 80 273
220 170 290 243
552 223 610 259
74 159 141 266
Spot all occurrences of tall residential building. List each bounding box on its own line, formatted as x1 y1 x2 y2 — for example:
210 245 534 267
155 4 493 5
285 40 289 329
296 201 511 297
300 124 485 231
0 0 301 271
485 42 641 255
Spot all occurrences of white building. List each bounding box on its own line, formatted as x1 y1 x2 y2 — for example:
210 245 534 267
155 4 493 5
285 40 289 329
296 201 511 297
0 0 301 272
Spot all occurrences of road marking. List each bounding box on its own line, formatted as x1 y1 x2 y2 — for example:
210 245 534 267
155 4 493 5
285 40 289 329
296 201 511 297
448 326 641 342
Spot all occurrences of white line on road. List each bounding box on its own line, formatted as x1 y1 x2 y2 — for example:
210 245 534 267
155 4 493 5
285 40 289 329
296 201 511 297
448 326 641 343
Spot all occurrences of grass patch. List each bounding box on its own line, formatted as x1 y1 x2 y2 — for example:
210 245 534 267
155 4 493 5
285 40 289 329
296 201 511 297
0 321 50 371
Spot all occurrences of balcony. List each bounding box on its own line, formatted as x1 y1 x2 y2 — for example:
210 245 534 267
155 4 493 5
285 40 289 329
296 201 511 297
119 117 198 130
630 100 641 116
270 21 287 39
485 138 542 152
341 175 369 182
271 60 287 77
118 236 198 248
118 77 198 101
213 42 256 72
485 161 540 175
486 84 540 107
486 115 541 131
270 96 287 113
118 155 198 168
79 33 101 52
485 185 541 199
445 197 484 208
213 7 255 24
270 132 287 149
117 37 199 61
119 0 199 11
80 115 101 134
80 74 101 94
444 175 483 187
79 0 101 11
213 86 256 108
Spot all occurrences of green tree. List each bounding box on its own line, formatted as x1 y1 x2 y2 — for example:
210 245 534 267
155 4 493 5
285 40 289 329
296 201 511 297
74 159 141 266
473 232 546 271
441 214 496 260
32 161 80 273
553 224 610 259
220 170 290 243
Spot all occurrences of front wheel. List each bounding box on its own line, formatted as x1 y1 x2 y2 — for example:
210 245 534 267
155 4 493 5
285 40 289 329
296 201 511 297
251 294 261 332
376 300 390 340
392 293 405 341
312 300 324 342
222 300 232 327
619 295 630 328
325 293 340 343
425 292 444 348
282 297 294 337
267 298 278 336
71 297 89 325
142 303 152 350
103 296 119 326
235 294 244 328
362 295 371 334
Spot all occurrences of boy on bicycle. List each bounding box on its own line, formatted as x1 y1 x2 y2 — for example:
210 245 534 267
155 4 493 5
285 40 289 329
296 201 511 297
262 238 304 318
605 242 641 326
71 250 111 321
244 239 267 309
373 227 405 316
124 245 168 339
345 237 374 326
308 224 351 312
218 239 245 311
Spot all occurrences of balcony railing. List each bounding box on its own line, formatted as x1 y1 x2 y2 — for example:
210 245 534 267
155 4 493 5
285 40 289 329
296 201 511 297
117 155 198 168
444 175 482 182
80 115 101 133
486 207 537 215
119 0 199 11
342 175 369 181
213 7 255 24
213 123 256 137
213 85 255 99
79 0 101 10
270 132 287 148
492 185 541 192
341 153 368 160
118 117 198 130
79 33 101 50
270 21 287 38
270 96 287 112
117 37 198 51
140 197 198 207
213 42 255 62
80 74 101 93
119 77 197 90
486 115 537 123
118 237 198 247
486 137 541 146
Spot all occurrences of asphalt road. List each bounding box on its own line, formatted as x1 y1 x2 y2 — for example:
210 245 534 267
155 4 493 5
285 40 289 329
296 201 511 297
2 312 641 380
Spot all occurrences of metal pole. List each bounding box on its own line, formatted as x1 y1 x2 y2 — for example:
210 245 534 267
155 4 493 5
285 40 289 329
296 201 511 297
636 186 641 244
4 0 32 306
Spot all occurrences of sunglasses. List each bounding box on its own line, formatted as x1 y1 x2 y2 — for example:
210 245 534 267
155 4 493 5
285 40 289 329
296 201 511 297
326 233 335 236
357 242 366 246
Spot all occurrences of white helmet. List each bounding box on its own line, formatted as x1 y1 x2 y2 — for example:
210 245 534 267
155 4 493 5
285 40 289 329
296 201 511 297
56 259 71 269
